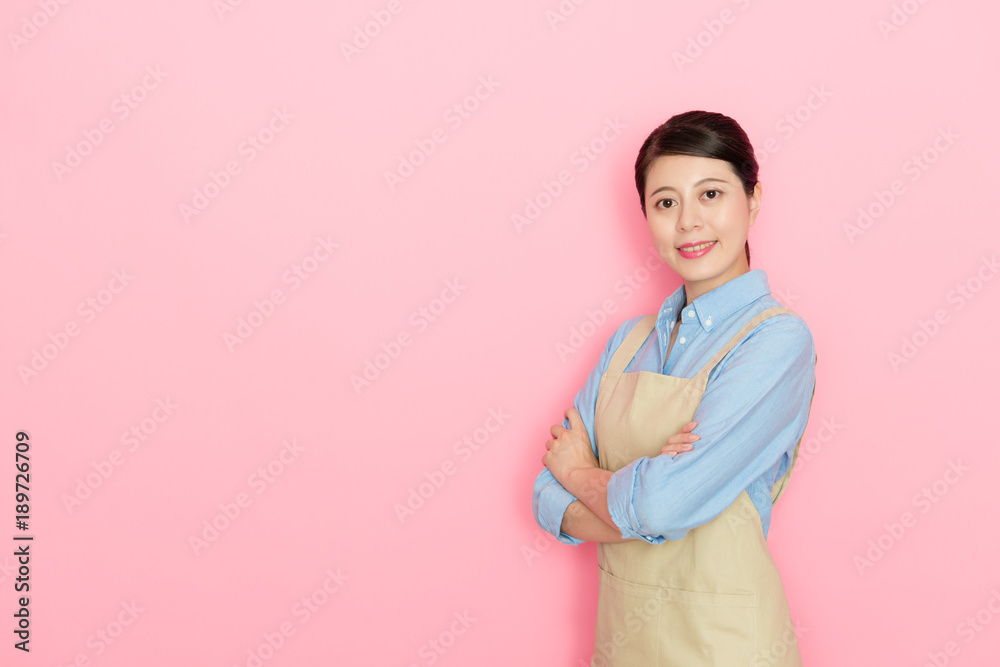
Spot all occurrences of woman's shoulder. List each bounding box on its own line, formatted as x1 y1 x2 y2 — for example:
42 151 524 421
595 313 656 361
748 295 813 332
611 312 656 342
737 295 816 362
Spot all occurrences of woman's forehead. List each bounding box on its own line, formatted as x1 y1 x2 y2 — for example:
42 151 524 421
646 155 738 188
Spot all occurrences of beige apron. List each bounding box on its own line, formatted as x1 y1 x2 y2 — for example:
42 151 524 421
592 306 811 666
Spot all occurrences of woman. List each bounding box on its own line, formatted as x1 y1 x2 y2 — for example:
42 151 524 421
532 110 817 665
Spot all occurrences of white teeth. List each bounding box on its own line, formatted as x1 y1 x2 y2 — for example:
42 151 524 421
682 241 714 252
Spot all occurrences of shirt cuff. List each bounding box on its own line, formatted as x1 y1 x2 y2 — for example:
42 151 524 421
534 480 586 546
607 460 666 545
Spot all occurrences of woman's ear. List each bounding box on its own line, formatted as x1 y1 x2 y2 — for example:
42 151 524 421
748 182 762 227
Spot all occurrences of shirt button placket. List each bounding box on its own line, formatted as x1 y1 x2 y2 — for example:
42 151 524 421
679 308 693 344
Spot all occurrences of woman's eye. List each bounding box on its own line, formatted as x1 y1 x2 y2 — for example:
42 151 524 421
656 198 675 209
704 189 720 199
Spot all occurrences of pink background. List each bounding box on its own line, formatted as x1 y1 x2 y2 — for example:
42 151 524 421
3 1 999 665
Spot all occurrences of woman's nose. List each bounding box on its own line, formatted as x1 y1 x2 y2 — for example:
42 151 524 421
676 205 702 232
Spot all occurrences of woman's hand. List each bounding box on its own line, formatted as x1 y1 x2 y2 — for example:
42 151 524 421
660 421 700 457
542 408 598 485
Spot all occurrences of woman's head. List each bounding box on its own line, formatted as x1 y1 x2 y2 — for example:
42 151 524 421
634 111 762 304
635 110 759 267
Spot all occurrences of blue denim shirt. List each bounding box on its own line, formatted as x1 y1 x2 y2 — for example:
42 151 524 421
532 269 817 544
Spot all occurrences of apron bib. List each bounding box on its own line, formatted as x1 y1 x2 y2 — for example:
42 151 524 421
592 306 807 666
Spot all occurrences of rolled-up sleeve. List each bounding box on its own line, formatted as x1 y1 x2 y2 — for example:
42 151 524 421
532 467 585 545
531 316 642 544
606 317 816 543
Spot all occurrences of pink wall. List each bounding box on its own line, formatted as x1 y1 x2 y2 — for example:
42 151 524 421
2 1 998 665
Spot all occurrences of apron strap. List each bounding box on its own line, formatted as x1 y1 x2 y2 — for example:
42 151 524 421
605 315 656 377
687 305 805 503
692 306 798 382
771 351 818 504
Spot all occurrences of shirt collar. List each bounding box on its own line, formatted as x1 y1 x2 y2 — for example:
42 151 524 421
655 269 772 343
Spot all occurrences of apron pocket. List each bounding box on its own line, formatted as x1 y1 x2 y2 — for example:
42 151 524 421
594 566 757 667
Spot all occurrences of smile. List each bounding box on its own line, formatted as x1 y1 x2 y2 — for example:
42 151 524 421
677 241 717 258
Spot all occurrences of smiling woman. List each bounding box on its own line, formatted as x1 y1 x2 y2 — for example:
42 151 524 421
532 110 818 665
644 154 759 303
635 110 760 276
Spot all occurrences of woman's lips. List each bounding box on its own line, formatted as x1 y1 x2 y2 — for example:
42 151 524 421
677 240 717 259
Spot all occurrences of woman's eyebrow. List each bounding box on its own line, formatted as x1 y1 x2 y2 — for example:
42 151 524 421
649 177 729 198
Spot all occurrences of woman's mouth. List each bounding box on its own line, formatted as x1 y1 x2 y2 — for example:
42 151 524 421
677 241 717 258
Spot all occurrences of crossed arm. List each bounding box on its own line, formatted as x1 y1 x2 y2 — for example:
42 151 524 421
543 411 698 543
534 318 816 544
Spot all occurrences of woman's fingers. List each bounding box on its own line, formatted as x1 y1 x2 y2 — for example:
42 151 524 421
569 408 588 430
660 424 700 456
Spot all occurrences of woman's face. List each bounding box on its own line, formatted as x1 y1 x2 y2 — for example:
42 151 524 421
644 154 761 305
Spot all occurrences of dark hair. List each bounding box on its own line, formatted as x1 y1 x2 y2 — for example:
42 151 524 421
634 110 757 267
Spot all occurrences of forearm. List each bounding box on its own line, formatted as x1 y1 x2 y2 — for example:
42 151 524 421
562 467 615 528
560 500 630 543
